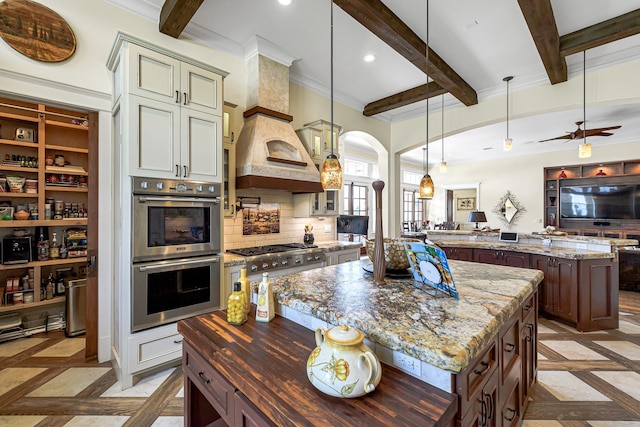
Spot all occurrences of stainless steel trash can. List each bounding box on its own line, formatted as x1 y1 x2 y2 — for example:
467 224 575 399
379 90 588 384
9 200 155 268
65 278 86 337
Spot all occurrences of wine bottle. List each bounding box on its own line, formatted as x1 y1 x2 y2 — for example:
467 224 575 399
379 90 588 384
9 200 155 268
49 232 60 259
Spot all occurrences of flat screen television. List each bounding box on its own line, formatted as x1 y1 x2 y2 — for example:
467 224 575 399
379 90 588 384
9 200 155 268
559 181 640 221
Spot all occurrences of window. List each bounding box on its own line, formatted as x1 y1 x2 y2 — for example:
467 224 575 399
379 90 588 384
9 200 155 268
343 182 370 246
402 189 423 230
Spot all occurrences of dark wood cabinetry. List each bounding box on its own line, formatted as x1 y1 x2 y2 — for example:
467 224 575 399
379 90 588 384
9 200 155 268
543 160 640 238
443 246 473 261
454 290 536 427
474 249 530 268
531 255 578 323
180 310 458 427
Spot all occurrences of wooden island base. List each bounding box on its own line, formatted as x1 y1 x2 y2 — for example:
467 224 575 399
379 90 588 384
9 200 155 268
178 309 458 427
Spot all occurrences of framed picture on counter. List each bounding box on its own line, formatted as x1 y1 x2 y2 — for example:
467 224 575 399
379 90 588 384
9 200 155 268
403 242 459 299
457 197 475 210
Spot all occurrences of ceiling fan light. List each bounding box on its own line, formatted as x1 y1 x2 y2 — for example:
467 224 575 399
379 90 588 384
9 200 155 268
503 137 513 151
419 174 434 199
439 161 447 173
578 142 592 158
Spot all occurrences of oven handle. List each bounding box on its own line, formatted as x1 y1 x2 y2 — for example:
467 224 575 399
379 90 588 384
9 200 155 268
138 257 220 271
137 196 220 204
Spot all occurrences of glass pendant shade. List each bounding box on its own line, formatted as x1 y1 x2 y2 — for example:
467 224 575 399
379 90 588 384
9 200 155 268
320 154 342 190
578 142 592 158
419 174 434 199
503 137 513 151
439 161 447 173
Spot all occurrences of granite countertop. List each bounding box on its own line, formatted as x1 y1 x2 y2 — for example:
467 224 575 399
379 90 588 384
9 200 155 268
434 240 616 260
269 259 542 373
426 230 638 247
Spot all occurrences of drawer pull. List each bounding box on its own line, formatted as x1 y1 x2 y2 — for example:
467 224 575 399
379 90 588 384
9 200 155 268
173 339 183 344
198 371 211 385
524 304 532 311
485 392 494 420
504 343 515 353
474 361 490 375
505 407 516 421
480 398 487 427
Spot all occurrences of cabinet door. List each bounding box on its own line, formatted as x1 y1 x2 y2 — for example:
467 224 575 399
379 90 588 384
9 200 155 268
531 256 554 316
130 95 181 178
223 141 236 217
324 190 339 215
181 63 223 115
128 44 180 104
555 258 578 323
474 249 501 265
181 108 222 182
502 251 529 268
500 379 521 427
234 391 276 427
521 307 537 408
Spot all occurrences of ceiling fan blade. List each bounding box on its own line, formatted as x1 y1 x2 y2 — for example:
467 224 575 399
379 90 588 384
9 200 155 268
538 134 574 142
584 127 619 137
596 132 614 137
589 125 621 132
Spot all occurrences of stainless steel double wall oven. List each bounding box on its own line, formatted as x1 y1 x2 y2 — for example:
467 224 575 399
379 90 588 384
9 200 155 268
131 177 221 332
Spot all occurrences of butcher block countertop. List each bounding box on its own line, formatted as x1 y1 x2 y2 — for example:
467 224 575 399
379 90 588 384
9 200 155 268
178 309 458 427
268 259 542 373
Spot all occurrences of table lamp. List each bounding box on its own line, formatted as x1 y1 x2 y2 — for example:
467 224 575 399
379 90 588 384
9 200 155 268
468 211 487 230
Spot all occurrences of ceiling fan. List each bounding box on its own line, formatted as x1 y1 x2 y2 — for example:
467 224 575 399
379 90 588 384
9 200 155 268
539 121 621 142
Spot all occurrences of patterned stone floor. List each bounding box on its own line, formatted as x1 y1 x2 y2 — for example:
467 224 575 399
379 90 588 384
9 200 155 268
0 290 638 426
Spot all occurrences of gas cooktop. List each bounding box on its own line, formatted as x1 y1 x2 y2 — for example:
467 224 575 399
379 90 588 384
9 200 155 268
226 243 324 274
227 243 318 257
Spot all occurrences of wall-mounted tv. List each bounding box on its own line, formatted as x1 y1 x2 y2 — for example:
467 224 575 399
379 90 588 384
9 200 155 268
559 178 640 224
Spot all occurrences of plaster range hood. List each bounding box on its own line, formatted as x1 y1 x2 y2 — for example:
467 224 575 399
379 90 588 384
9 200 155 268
235 47 323 193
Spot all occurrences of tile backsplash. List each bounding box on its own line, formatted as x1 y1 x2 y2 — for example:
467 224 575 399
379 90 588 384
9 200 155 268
224 189 337 250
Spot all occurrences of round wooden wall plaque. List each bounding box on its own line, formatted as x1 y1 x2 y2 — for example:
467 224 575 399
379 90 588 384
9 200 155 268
0 0 76 63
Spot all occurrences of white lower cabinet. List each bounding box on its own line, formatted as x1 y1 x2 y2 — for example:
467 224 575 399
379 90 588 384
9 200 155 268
127 323 183 380
324 248 360 266
223 264 244 309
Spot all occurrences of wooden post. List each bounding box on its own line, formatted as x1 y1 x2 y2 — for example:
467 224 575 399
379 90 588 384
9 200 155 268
372 180 385 285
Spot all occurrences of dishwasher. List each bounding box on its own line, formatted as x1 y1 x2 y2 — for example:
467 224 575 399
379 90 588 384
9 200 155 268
66 278 87 337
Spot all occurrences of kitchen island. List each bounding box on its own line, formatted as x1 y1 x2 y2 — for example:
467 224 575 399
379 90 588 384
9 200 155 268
180 259 542 425
426 230 633 331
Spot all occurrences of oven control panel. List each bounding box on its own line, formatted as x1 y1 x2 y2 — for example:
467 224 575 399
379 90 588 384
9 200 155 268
133 177 219 197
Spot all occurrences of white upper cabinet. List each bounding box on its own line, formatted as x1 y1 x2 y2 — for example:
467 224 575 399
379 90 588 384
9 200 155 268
129 44 222 115
108 34 227 182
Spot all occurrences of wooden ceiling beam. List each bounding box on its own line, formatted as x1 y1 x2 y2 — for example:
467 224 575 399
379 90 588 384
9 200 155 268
334 0 477 110
159 0 204 38
363 82 445 117
517 0 567 84
560 9 640 56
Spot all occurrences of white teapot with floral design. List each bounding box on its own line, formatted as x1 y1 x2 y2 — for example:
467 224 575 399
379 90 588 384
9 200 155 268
307 324 382 398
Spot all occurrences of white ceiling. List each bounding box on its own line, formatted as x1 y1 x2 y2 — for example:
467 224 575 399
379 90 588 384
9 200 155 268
104 0 640 166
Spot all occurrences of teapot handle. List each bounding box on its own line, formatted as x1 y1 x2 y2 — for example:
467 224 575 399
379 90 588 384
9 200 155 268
314 327 327 347
359 351 378 393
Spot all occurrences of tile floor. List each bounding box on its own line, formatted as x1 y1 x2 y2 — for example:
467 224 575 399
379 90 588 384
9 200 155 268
0 291 638 426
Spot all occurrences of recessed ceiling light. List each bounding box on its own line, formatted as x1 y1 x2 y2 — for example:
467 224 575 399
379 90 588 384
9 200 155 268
278 0 292 5
482 147 493 151
363 54 376 62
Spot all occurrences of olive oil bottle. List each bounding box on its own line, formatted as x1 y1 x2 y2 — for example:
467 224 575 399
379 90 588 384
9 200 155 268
255 272 275 322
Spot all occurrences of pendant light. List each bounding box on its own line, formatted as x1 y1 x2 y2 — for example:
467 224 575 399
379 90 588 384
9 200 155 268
419 0 434 199
503 76 513 151
578 50 592 158
439 94 447 173
320 0 343 191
